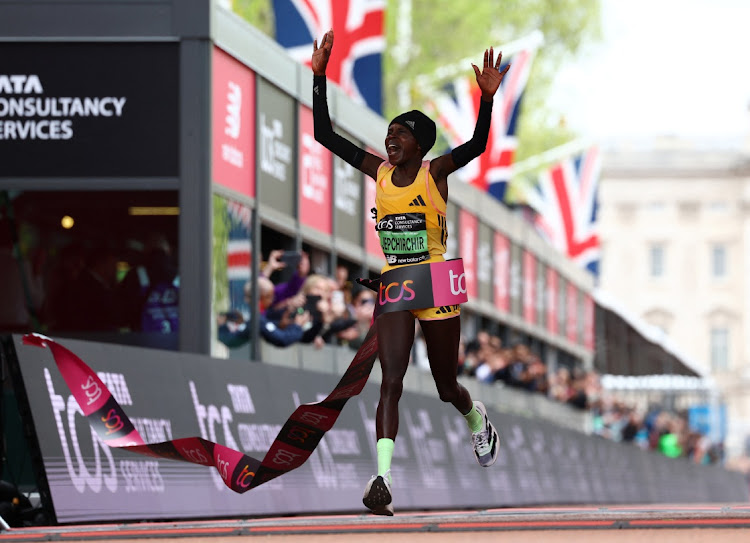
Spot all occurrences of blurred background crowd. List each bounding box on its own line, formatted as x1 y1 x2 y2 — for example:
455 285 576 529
222 247 721 465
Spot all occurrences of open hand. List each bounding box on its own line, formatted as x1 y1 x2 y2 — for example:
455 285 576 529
261 249 284 278
312 30 334 76
472 47 510 101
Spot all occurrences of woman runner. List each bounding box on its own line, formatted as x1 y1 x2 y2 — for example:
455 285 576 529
312 30 510 515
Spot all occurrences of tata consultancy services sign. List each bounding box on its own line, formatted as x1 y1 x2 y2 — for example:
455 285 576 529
0 42 178 177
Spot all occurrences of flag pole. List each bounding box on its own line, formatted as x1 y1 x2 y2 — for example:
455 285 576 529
510 138 593 178
393 0 413 109
392 0 413 68
415 30 544 90
398 30 544 110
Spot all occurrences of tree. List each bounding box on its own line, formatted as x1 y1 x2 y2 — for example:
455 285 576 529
227 0 602 195
385 0 601 162
231 0 274 36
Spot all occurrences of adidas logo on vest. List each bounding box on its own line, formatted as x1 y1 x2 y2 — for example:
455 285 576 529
408 195 426 207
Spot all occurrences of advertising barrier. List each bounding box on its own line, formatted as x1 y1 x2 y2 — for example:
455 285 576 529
5 334 747 524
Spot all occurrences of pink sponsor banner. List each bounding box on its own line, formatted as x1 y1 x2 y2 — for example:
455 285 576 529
522 250 536 324
546 267 558 335
566 282 578 343
370 259 469 317
493 232 510 312
459 209 478 299
583 293 595 351
211 47 255 198
298 105 332 234
365 148 385 259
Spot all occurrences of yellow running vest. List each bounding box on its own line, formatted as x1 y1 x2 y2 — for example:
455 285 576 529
375 160 448 272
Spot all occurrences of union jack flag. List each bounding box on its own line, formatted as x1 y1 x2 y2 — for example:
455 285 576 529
225 200 252 311
272 0 385 113
523 146 602 276
428 48 536 202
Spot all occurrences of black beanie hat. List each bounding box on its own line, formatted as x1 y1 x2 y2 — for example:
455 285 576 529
389 110 437 156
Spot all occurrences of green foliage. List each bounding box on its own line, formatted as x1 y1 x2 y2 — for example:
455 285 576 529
226 0 602 200
212 194 231 314
231 0 274 36
384 0 601 159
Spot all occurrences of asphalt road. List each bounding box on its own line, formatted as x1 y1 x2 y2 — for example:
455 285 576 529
2 504 750 542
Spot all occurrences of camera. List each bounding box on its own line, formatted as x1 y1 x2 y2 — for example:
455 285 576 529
279 250 301 269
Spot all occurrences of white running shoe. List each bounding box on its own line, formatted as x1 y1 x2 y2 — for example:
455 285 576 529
471 401 499 467
362 471 394 516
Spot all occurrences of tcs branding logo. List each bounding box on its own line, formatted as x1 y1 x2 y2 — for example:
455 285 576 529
376 218 393 231
449 270 467 295
81 375 102 406
101 408 125 437
379 279 415 304
224 81 242 139
235 464 255 489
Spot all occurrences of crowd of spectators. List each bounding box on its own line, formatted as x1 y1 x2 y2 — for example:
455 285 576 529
412 327 723 465
220 250 722 465
217 249 374 352
36 233 180 336
589 399 723 465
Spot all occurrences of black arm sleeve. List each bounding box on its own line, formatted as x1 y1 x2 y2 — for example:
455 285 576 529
313 75 366 169
450 98 493 168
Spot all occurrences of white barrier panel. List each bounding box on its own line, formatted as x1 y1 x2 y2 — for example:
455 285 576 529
6 334 747 523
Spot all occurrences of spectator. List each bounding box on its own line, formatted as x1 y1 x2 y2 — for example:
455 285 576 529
504 343 531 388
311 275 358 347
465 330 491 354
549 367 574 403
118 233 179 333
658 417 684 459
334 263 354 305
340 285 376 350
467 332 500 380
262 249 310 313
475 350 508 384
522 355 548 394
296 273 332 346
458 336 482 377
217 276 311 349
327 275 350 321
566 378 589 410
620 409 643 444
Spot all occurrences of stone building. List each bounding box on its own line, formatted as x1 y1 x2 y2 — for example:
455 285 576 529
599 142 750 457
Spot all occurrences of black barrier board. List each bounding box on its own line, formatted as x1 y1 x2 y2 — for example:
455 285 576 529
0 42 178 178
8 334 748 524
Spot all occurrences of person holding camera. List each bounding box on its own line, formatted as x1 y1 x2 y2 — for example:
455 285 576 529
217 275 312 350
261 249 310 311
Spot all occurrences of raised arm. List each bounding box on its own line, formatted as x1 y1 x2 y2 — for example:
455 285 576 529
430 47 510 183
312 30 382 180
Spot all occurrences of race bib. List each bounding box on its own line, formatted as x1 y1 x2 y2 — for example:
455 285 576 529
376 212 429 265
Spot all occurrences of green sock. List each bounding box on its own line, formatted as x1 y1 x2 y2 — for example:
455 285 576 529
376 438 395 478
463 403 483 433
